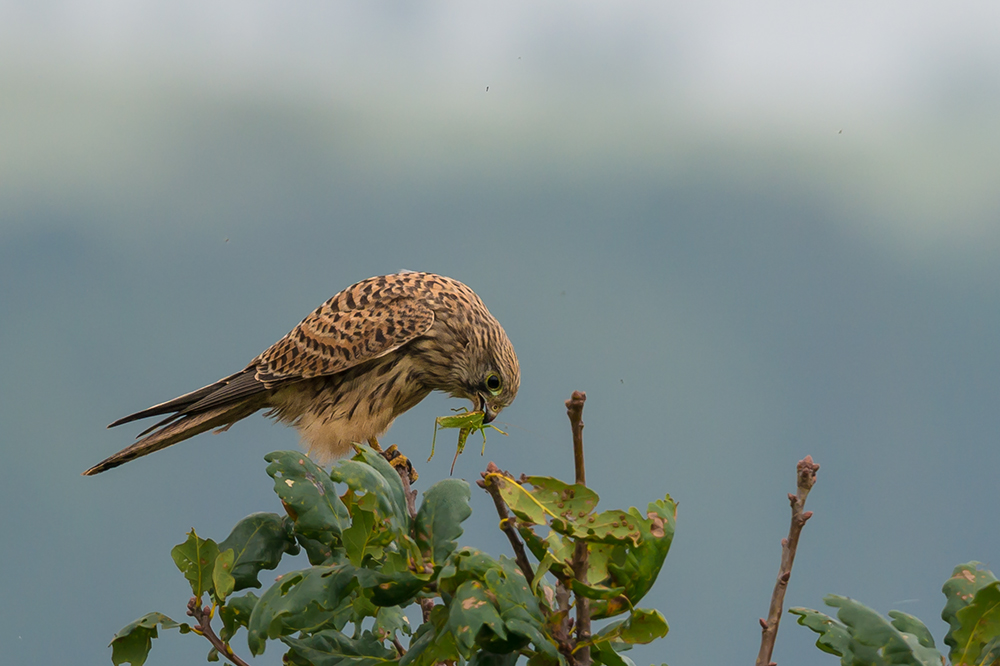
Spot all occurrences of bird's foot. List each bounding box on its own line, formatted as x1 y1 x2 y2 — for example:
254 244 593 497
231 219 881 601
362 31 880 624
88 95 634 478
382 444 418 484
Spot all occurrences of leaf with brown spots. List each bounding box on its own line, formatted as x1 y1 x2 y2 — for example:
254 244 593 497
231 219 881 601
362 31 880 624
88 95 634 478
943 561 999 657
949 581 1000 666
592 497 676 619
522 476 600 520
448 580 507 657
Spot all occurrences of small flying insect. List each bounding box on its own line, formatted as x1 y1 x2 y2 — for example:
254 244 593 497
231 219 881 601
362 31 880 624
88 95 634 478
429 408 507 474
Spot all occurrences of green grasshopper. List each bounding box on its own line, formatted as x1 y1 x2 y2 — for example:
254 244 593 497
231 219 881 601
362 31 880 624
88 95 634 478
429 408 508 474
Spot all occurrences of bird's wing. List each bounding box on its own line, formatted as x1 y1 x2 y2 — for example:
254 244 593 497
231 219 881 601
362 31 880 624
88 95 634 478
253 297 435 385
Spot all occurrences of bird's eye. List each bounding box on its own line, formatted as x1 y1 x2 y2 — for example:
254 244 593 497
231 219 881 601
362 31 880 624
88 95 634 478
485 372 502 395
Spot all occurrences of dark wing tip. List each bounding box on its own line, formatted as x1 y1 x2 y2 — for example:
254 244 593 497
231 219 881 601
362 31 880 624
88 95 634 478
82 458 121 475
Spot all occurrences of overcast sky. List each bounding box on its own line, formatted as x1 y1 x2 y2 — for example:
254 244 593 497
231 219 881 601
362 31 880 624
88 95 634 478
2 4 1000 666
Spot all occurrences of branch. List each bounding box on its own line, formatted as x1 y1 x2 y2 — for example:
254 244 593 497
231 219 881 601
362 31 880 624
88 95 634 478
395 465 435 624
187 598 251 666
755 455 820 666
565 391 591 666
398 467 419 522
566 391 587 486
478 462 535 584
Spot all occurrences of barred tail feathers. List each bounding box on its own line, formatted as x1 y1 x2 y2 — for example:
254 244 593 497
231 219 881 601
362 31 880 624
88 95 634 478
83 399 264 475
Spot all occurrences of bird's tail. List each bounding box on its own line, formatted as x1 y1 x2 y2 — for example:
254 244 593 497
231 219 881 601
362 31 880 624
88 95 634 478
83 397 266 475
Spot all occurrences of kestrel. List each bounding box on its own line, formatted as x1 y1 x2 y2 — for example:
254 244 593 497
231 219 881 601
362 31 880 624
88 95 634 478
84 272 519 476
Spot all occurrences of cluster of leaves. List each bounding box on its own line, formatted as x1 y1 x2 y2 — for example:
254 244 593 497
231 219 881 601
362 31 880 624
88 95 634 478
108 445 675 666
792 562 1000 666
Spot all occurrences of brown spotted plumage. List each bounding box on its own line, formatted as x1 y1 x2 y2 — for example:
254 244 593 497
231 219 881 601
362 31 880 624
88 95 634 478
84 272 519 475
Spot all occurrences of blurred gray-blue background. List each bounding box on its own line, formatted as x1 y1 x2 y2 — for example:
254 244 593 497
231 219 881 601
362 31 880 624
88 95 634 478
3 2 1000 664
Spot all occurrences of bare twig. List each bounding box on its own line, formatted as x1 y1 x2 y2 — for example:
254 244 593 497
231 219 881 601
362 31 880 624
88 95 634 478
187 598 251 666
755 455 820 666
419 598 434 624
565 391 591 666
478 462 536 584
395 464 435 624
553 581 574 657
566 391 587 486
398 468 419 522
391 635 407 657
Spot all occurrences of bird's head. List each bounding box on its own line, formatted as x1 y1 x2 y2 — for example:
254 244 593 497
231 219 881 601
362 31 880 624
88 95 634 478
447 321 520 424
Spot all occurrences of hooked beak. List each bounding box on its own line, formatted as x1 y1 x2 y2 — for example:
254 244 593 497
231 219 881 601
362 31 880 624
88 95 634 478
478 396 497 423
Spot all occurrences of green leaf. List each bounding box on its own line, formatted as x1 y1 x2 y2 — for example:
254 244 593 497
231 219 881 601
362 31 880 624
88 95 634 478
518 525 548 561
438 548 505 596
888 611 936 649
342 506 379 567
355 567 429 607
585 543 619 586
592 642 637 666
281 629 398 666
448 580 507 656
469 652 521 666
400 618 461 666
350 444 410 527
950 581 1000 666
487 557 545 623
247 563 359 656
943 562 1000 659
789 607 859 659
374 606 412 640
265 451 350 542
544 532 575 564
596 608 669 645
484 559 553 654
506 617 561 660
415 479 472 565
297 533 337 565
218 512 300 591
488 473 553 525
552 510 643 545
522 476 600 522
213 549 236 602
220 592 259 643
793 595 945 666
330 459 409 536
526 653 564 666
110 612 190 666
828 595 943 665
170 529 220 598
594 497 676 619
571 579 627 601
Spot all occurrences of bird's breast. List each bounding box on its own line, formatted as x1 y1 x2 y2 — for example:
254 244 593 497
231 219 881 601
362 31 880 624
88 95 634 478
265 353 433 462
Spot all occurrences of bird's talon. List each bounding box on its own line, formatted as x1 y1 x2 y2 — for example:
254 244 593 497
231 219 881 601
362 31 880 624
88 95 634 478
382 445 418 483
